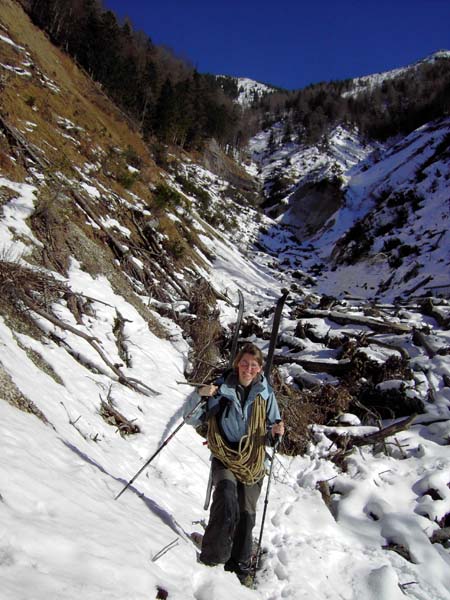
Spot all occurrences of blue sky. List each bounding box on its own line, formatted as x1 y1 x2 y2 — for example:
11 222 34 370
103 0 450 90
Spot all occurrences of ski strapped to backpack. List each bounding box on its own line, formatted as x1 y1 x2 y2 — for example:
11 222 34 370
203 289 245 509
264 290 289 383
250 290 288 585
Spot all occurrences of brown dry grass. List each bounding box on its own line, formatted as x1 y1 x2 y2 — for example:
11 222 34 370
0 0 160 187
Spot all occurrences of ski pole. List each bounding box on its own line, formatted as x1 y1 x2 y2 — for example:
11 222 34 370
114 395 206 500
176 381 207 386
252 431 281 582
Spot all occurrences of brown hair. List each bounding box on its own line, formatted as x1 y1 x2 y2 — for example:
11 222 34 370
232 343 264 369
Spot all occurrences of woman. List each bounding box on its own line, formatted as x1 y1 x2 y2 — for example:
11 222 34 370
187 343 284 585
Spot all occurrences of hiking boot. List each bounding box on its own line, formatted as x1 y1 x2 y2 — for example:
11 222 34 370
197 553 218 567
237 572 254 588
225 558 254 587
190 532 203 549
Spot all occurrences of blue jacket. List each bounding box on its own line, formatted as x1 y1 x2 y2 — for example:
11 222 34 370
185 371 281 444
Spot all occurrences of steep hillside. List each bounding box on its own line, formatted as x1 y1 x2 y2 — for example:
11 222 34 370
0 0 260 307
1 3 450 600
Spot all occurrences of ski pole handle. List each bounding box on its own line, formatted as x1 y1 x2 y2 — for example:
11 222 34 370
272 419 283 448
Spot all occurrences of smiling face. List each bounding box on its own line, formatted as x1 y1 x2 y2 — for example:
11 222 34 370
237 352 262 387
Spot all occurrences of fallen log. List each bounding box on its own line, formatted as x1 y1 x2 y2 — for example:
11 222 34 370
352 414 416 446
403 275 434 297
343 332 410 359
327 414 416 450
297 308 411 335
430 527 450 545
412 329 439 358
419 298 450 329
272 355 351 375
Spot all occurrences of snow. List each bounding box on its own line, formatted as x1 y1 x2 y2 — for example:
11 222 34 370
219 76 277 107
0 32 25 51
1 26 450 596
1 173 450 600
342 51 450 99
248 113 450 303
0 177 42 253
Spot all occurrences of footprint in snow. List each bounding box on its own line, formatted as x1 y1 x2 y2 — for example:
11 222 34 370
274 562 289 580
277 548 290 566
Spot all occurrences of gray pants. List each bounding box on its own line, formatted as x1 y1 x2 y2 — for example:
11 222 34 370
199 458 263 567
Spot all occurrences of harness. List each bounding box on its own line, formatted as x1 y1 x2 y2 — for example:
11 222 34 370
207 393 267 485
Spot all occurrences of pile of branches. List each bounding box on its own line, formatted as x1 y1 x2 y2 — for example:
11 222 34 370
184 278 226 383
272 348 423 455
0 259 159 397
343 352 422 419
0 259 68 311
272 370 353 455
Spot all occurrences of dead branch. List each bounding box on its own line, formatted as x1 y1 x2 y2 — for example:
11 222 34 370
0 260 68 303
60 401 89 441
99 394 140 436
113 309 132 367
130 211 162 256
72 190 127 257
20 293 159 396
144 260 190 300
0 113 50 169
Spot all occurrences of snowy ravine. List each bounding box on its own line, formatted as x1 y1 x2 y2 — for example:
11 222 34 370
1 178 450 600
249 114 450 303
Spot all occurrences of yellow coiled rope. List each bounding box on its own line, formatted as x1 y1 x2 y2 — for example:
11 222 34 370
207 394 267 485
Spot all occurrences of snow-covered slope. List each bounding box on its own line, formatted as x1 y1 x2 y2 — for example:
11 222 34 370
2 175 450 600
218 75 278 107
310 117 450 300
1 5 450 600
235 77 278 107
249 124 376 184
343 50 450 98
